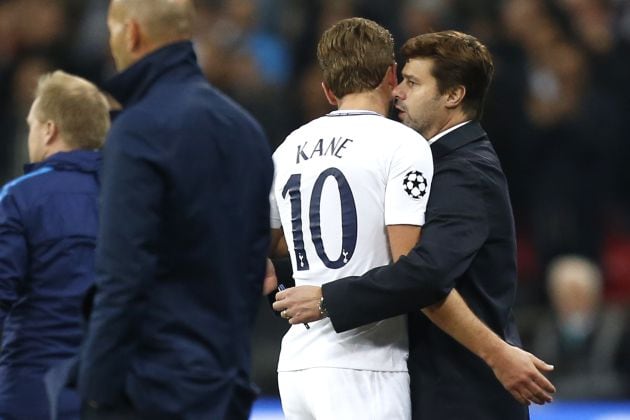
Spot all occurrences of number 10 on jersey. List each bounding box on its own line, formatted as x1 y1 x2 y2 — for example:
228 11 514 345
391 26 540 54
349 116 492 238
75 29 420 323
281 167 358 271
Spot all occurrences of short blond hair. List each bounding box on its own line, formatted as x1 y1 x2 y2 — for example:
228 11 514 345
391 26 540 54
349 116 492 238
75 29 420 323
34 71 110 150
317 17 395 99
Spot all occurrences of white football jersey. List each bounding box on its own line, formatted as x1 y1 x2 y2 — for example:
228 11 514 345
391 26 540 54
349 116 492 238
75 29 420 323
270 110 433 372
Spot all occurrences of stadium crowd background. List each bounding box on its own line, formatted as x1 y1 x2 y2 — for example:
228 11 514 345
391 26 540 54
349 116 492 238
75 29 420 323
1 0 630 402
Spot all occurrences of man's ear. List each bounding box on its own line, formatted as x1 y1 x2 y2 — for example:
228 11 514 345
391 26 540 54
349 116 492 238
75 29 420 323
126 19 142 52
445 85 466 109
385 63 398 89
321 82 338 106
43 120 58 145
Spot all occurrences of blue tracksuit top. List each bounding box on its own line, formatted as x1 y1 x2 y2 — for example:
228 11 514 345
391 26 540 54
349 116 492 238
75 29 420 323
0 150 101 419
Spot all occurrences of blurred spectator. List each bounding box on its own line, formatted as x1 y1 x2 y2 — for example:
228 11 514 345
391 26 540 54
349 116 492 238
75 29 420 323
532 255 630 399
486 0 624 304
294 61 333 123
196 0 293 146
0 54 55 185
523 38 612 266
0 3 19 69
399 0 454 39
9 0 68 54
619 0 630 42
555 0 630 224
66 0 114 83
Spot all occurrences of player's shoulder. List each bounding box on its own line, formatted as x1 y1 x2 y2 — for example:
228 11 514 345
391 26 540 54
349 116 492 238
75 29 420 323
368 119 430 162
382 119 428 145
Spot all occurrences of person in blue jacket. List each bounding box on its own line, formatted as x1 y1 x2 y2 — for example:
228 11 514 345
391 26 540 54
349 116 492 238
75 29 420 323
0 70 110 420
78 1 273 419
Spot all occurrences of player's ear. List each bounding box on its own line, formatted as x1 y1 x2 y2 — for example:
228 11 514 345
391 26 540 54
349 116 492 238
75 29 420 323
321 82 338 106
385 63 398 88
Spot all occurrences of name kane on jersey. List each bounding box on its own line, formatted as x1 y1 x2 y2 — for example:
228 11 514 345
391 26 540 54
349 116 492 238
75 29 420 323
296 137 354 163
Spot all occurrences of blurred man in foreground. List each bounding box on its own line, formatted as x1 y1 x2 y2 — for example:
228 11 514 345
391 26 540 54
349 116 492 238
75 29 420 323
78 0 273 418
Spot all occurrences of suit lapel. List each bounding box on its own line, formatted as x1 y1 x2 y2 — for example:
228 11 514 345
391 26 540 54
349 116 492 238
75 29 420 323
430 121 487 160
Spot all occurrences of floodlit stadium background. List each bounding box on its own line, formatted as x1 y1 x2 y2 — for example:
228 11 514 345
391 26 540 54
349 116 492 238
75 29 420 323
1 0 630 418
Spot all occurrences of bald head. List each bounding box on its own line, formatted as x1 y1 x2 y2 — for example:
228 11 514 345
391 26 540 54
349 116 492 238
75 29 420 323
112 0 194 40
108 0 195 70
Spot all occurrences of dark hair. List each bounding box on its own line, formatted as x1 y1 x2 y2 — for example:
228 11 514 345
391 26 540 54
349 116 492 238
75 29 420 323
401 30 494 120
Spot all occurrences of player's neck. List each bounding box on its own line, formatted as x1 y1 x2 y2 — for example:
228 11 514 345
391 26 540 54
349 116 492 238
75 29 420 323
336 91 389 116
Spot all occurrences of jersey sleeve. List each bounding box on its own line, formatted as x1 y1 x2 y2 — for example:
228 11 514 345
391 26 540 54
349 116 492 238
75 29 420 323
384 133 434 226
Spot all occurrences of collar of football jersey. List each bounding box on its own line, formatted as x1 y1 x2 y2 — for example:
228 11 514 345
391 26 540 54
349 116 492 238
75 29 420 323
326 110 383 117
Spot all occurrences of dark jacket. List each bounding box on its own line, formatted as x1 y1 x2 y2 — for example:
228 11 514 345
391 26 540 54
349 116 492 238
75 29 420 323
0 150 101 420
323 122 528 419
77 41 273 419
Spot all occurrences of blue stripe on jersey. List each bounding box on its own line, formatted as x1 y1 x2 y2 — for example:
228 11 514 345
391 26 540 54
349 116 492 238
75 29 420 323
0 167 54 203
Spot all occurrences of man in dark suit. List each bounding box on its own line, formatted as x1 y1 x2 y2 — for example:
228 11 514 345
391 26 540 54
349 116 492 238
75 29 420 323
78 0 273 419
274 31 551 419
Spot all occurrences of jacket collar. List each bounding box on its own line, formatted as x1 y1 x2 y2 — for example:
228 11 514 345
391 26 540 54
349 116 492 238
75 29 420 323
430 121 487 160
103 41 198 107
25 150 101 175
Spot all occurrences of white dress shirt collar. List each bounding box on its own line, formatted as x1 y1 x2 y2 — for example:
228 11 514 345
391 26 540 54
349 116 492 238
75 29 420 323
428 120 472 146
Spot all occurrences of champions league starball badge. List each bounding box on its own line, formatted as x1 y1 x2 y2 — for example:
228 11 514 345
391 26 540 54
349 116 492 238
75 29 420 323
403 170 428 199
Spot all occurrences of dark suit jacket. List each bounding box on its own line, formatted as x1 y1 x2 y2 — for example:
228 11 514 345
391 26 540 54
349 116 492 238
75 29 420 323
78 42 273 419
323 122 528 420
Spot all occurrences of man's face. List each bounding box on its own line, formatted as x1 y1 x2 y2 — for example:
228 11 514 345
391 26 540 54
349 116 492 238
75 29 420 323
392 58 447 140
107 1 131 71
26 98 47 163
